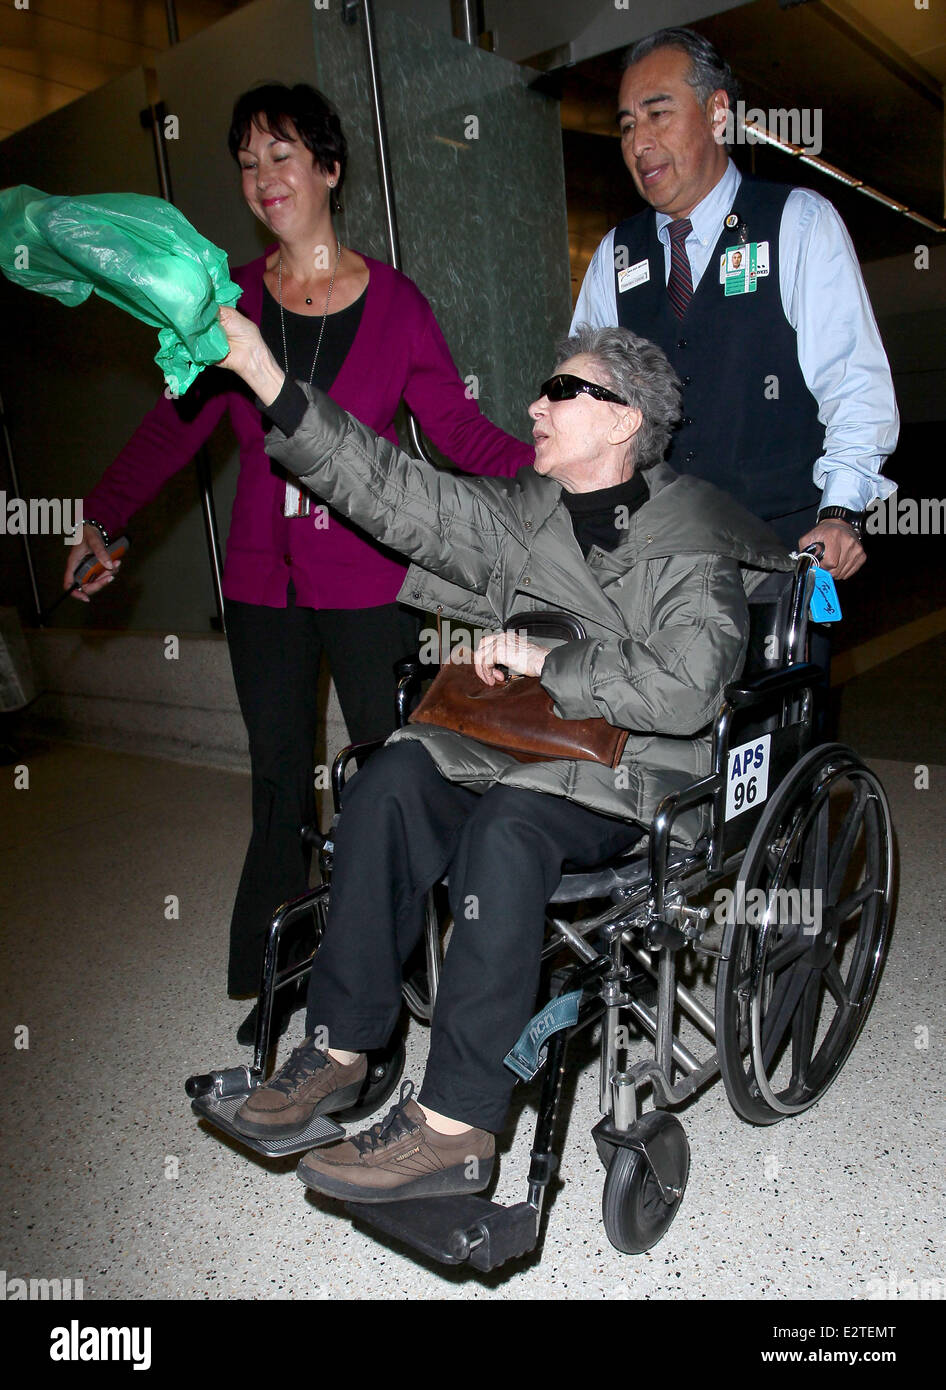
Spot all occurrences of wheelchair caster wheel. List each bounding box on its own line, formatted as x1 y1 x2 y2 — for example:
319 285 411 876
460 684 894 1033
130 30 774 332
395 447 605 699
335 1040 406 1123
601 1113 689 1254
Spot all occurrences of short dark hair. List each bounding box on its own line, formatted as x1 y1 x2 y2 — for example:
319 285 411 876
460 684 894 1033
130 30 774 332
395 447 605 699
559 325 682 471
228 83 348 213
623 27 740 111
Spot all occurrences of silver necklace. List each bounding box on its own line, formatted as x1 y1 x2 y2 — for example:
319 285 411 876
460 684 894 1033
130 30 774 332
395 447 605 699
277 235 342 389
278 236 341 518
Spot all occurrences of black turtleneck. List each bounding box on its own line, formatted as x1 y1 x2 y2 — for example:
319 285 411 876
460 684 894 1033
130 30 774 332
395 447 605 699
561 470 649 558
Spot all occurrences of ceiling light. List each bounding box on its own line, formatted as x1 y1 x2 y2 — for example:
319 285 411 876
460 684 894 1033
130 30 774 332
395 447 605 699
904 210 945 232
738 122 802 155
857 185 909 212
798 155 862 187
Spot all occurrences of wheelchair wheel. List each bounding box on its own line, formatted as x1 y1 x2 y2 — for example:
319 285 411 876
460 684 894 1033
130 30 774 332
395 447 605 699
716 744 894 1125
335 1039 406 1124
601 1113 690 1254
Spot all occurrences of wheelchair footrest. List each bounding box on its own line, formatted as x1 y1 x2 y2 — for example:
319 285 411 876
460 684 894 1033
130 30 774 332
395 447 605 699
343 1195 539 1272
191 1091 345 1158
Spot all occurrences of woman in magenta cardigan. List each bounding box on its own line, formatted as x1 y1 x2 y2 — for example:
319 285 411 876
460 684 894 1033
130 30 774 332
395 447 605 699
64 83 532 1041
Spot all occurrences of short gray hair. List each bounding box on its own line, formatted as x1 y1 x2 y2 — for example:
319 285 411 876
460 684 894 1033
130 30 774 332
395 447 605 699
624 27 740 113
556 325 681 471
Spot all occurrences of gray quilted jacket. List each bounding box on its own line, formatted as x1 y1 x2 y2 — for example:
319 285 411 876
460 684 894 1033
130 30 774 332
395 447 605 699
266 387 793 844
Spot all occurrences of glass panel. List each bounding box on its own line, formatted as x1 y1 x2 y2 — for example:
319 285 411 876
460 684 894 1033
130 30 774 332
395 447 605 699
0 67 167 630
314 5 572 441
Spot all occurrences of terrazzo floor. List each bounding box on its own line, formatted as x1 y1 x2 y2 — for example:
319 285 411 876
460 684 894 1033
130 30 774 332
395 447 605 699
1 738 943 1303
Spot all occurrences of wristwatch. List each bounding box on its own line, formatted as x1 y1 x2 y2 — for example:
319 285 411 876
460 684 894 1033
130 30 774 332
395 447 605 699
817 506 866 542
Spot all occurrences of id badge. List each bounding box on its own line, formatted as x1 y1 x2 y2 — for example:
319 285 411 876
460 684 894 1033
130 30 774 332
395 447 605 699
284 479 311 518
720 240 769 296
618 257 650 294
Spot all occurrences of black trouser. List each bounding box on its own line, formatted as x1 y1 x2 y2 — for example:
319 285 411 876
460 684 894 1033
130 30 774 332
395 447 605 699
305 741 642 1132
224 589 418 995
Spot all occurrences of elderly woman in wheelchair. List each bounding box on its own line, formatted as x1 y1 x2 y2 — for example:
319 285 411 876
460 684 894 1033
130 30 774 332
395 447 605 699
201 313 892 1266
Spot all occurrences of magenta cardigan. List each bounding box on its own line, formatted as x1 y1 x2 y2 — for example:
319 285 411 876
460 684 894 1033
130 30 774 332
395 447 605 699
83 249 534 609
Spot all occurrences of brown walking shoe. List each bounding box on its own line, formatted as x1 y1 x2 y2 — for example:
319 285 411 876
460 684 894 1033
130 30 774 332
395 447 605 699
296 1081 495 1203
232 1037 367 1139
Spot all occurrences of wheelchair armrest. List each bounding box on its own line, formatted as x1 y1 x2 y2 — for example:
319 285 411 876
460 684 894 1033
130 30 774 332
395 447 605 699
505 609 587 642
723 661 823 710
394 653 423 681
331 739 386 812
395 661 424 729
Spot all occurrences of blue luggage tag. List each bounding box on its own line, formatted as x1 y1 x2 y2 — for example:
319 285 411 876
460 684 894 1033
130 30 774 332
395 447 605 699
809 566 842 623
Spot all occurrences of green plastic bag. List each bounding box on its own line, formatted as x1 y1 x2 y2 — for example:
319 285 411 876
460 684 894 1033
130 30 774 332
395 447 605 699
0 185 241 396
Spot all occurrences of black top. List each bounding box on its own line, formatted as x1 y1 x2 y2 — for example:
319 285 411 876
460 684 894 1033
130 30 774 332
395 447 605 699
259 282 365 434
562 471 648 558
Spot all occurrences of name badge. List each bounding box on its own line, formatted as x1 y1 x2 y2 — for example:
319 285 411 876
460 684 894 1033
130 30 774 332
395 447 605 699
617 257 650 294
719 240 770 296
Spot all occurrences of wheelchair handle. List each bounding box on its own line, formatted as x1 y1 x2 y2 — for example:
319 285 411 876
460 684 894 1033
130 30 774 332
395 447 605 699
504 609 587 642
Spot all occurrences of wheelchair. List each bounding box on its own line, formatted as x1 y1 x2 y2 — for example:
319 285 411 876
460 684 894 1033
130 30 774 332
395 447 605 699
186 548 894 1273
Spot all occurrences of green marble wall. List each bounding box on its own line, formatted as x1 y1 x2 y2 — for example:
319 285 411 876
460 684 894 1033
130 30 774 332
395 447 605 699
311 4 572 443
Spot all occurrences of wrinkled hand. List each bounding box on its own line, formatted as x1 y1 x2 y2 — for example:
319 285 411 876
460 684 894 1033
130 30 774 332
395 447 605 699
473 630 551 686
798 520 865 580
63 523 119 603
217 305 285 405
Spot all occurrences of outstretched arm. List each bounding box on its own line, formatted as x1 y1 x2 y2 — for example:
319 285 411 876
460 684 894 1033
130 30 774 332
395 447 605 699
216 305 511 593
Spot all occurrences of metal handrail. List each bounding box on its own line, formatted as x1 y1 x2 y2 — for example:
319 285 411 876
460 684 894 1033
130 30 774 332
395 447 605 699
157 6 227 634
0 387 42 621
347 0 436 465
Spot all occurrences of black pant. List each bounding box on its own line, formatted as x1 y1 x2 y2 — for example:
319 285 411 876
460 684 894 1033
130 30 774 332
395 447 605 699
305 741 642 1132
224 590 418 995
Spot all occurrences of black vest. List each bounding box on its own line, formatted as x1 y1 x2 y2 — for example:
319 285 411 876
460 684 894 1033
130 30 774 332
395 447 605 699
612 177 823 528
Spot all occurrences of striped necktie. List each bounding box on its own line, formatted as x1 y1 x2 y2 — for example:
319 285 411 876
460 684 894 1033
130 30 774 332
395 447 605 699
667 218 693 319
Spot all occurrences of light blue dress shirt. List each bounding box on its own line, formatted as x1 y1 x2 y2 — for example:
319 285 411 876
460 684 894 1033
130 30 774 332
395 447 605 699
570 160 899 512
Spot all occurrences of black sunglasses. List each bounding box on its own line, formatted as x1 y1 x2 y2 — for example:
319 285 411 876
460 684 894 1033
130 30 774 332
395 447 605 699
539 373 629 407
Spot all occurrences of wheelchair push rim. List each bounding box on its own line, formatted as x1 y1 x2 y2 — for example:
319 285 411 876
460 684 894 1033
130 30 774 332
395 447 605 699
716 744 894 1123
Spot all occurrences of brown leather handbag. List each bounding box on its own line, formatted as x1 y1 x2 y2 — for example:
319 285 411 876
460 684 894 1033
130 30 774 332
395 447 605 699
408 611 629 768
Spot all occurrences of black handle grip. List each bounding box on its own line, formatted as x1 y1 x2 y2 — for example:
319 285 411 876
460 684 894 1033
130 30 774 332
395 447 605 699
185 1073 216 1099
504 609 587 642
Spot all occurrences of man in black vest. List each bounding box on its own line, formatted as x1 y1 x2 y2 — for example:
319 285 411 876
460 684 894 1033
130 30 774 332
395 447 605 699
572 27 898 575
